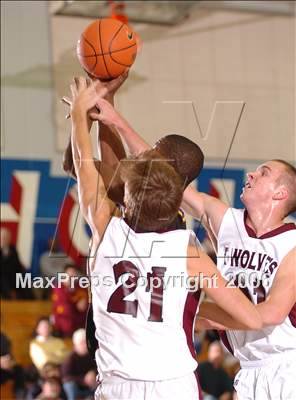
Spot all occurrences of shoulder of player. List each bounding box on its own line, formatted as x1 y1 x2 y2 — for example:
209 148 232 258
87 206 122 251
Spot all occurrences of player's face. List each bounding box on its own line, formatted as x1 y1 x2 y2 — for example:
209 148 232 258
241 161 285 208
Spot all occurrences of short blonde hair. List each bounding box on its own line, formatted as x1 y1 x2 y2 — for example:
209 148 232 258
273 160 296 216
121 150 183 232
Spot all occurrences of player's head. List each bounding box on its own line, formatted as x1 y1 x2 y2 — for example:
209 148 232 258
241 160 296 217
121 149 183 232
153 134 204 188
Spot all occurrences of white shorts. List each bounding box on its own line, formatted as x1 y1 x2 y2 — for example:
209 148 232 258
234 354 296 400
95 372 201 400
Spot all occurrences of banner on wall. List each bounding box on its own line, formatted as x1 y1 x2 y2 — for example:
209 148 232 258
1 158 295 276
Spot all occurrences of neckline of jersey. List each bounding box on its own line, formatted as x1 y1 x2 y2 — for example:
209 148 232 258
123 218 177 234
243 210 296 239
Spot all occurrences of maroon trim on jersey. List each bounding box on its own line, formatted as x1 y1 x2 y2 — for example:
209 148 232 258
123 210 186 234
218 330 234 355
182 290 202 399
288 303 296 328
243 210 296 239
183 290 201 359
194 370 203 400
123 218 175 234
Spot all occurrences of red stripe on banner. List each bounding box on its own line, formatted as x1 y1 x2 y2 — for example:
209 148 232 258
209 182 220 198
10 176 22 214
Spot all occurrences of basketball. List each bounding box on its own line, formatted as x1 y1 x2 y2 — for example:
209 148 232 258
76 18 138 80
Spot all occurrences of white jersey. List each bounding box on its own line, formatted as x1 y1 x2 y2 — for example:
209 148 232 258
91 216 201 381
217 208 296 363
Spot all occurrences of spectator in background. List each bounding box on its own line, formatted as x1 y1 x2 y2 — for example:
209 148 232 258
40 237 70 279
0 331 11 356
39 237 71 299
61 329 97 400
0 227 32 299
29 317 69 371
52 264 88 337
198 341 233 400
25 362 64 400
35 377 64 400
0 331 26 399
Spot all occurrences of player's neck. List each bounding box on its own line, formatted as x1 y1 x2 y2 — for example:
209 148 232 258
245 205 285 237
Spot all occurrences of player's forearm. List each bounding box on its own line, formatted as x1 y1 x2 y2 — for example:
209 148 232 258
71 112 95 177
199 301 254 330
195 317 228 331
112 112 150 155
62 136 77 177
98 95 126 166
64 113 94 177
256 302 284 327
256 249 296 327
100 123 127 166
182 186 206 221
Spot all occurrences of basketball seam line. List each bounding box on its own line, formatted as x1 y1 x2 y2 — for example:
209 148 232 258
108 22 134 69
109 52 132 68
99 19 112 79
78 43 137 58
82 34 98 73
109 23 125 54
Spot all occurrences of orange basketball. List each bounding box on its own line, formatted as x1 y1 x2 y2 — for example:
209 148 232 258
77 18 139 80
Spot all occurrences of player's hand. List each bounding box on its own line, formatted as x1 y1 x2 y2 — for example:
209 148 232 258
62 77 107 119
105 69 129 100
94 98 121 128
88 69 129 102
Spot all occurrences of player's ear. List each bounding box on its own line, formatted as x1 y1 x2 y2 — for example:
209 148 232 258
273 185 288 201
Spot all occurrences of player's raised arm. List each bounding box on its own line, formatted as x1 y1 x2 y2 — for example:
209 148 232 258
62 76 127 175
95 97 150 155
187 244 262 330
69 77 116 238
182 186 228 238
99 72 128 168
256 247 296 327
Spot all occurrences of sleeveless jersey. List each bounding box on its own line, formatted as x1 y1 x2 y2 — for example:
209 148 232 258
217 207 296 362
91 216 200 381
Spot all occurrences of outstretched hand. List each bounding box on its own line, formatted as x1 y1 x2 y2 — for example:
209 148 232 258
94 97 121 128
62 71 129 120
104 69 129 100
62 76 107 119
62 77 107 120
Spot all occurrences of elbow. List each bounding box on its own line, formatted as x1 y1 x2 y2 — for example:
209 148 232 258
250 318 263 330
263 312 285 327
245 313 263 331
